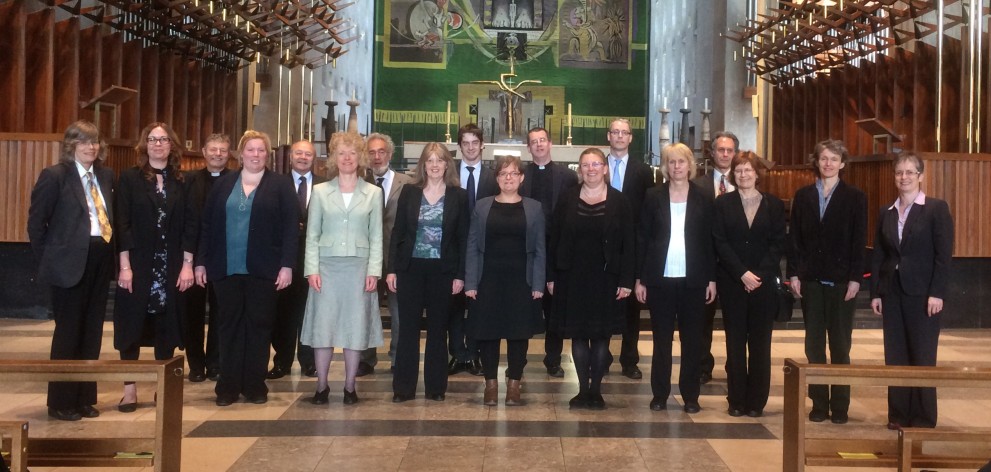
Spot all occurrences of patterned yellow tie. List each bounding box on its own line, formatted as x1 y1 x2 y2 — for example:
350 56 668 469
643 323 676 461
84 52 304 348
87 172 112 243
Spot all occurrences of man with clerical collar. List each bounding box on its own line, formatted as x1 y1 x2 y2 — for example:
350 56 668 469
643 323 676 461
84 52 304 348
605 118 655 380
520 126 579 378
448 124 497 376
267 140 324 380
692 130 739 385
184 133 232 383
359 132 413 375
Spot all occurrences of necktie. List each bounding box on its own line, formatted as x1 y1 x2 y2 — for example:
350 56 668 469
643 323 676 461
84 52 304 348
375 177 384 187
719 175 727 196
87 172 112 243
611 158 622 190
297 176 307 212
466 166 476 211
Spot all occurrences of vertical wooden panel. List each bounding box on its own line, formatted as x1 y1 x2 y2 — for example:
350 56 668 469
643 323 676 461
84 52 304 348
223 74 237 138
0 1 26 132
99 31 123 137
139 44 160 128
25 9 54 133
187 62 203 149
157 52 176 126
941 37 963 152
171 57 189 148
891 49 914 151
828 72 844 143
913 43 938 152
53 18 80 132
201 66 216 141
77 26 102 124
120 39 143 141
0 137 60 242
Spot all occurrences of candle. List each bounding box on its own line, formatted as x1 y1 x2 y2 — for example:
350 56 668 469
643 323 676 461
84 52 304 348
684 97 689 109
330 89 334 101
663 96 668 109
568 103 572 128
446 101 451 128
352 88 356 101
704 98 709 110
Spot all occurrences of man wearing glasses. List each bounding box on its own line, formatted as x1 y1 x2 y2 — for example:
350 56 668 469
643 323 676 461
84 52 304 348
605 118 655 379
520 127 578 378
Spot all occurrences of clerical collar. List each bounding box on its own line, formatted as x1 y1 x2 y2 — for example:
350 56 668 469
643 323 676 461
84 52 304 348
151 167 165 175
210 171 221 177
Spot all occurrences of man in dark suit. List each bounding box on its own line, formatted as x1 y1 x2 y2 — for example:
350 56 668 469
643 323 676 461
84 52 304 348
449 124 498 376
359 132 414 376
520 126 579 378
267 140 325 380
183 133 231 382
28 120 115 421
606 118 655 380
691 131 738 384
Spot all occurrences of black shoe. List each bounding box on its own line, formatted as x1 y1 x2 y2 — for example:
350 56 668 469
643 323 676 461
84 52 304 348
746 409 763 418
587 394 606 411
470 359 484 376
447 358 466 376
621 366 643 380
266 366 288 379
48 407 82 421
728 408 745 417
77 405 100 418
808 409 829 422
246 395 268 405
546 365 565 378
206 368 220 381
886 421 902 431
830 411 848 424
215 395 236 407
303 366 317 378
189 370 207 382
312 388 330 405
683 402 702 414
426 393 446 402
569 393 588 410
649 397 666 411
356 362 375 377
117 398 137 413
700 372 713 384
343 389 359 405
392 393 415 403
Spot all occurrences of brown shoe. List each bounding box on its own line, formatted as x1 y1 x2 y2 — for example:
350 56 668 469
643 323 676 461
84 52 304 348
483 379 498 406
505 379 524 406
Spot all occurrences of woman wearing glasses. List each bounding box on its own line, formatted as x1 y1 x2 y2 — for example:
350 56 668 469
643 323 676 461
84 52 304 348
465 155 546 406
870 151 953 429
114 123 196 412
547 148 635 410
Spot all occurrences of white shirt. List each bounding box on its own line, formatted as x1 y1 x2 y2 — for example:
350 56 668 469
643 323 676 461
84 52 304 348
663 202 688 278
375 168 396 203
712 169 735 197
608 154 628 191
460 160 482 194
291 169 313 207
75 161 108 237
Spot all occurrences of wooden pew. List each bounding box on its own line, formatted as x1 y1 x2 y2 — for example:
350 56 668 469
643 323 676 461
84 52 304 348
897 427 991 472
782 358 991 471
0 357 184 472
0 421 28 472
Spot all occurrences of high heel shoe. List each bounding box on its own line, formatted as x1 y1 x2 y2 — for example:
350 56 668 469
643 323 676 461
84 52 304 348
342 388 359 405
117 397 137 413
311 387 330 405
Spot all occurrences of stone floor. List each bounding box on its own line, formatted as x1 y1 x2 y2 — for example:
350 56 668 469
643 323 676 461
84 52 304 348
1 318 990 471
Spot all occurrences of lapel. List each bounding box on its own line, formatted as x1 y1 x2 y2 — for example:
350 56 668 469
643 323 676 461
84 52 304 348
325 179 348 213
900 202 924 250
819 180 843 225
881 206 901 254
387 172 407 208
658 185 672 239
163 175 179 220
66 162 91 217
349 179 371 213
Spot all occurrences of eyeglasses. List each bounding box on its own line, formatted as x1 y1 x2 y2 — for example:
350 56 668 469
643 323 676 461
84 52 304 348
894 170 921 177
609 130 632 136
580 162 605 169
147 136 171 144
368 149 389 156
528 137 548 145
497 171 522 178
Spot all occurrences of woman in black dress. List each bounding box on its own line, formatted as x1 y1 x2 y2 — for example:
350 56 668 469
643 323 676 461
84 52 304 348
114 122 196 412
548 148 634 410
465 155 546 407
713 151 786 418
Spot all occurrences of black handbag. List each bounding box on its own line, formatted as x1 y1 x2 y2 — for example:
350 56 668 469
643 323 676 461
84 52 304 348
775 276 796 322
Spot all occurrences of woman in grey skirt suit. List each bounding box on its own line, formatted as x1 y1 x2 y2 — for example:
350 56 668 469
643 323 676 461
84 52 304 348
301 131 384 405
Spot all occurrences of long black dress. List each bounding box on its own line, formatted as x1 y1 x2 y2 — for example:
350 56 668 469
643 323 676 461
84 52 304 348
469 201 542 340
551 200 625 339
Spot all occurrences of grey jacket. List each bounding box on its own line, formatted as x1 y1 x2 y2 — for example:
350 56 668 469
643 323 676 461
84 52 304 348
465 196 545 292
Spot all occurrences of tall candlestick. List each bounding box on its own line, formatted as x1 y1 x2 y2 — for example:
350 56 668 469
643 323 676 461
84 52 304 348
568 103 572 128
447 101 451 127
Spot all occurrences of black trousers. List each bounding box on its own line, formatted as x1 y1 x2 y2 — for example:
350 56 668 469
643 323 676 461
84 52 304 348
646 279 705 403
721 279 775 412
541 293 563 368
213 275 277 399
618 298 642 369
700 297 720 376
448 293 478 362
48 237 113 410
183 282 220 374
270 270 314 371
479 339 528 380
118 312 177 361
801 280 855 414
883 274 940 428
393 259 452 396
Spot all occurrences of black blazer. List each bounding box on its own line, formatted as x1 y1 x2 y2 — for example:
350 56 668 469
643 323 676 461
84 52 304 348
713 191 787 283
637 181 715 288
457 160 498 200
611 155 655 224
869 197 954 299
197 169 300 281
520 160 579 236
787 180 867 284
27 161 115 288
388 185 469 279
549 186 635 289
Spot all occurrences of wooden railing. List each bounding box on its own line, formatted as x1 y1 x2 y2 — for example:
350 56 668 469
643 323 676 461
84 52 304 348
0 357 184 472
782 358 991 471
0 421 28 472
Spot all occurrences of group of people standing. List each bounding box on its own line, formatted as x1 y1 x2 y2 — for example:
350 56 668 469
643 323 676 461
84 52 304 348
28 118 952 430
